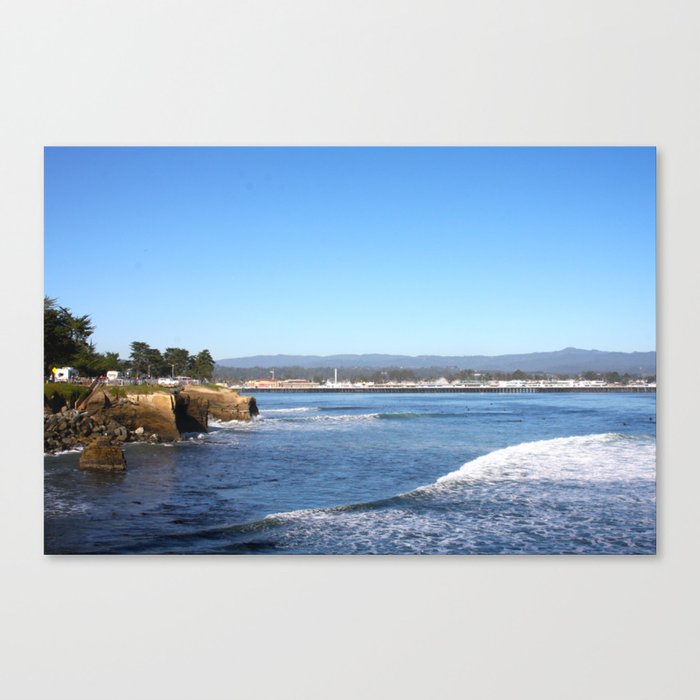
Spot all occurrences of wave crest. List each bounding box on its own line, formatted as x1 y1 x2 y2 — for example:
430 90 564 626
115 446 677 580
436 433 655 485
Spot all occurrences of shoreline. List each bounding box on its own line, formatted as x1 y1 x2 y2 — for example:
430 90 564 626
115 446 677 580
43 384 258 455
240 386 656 394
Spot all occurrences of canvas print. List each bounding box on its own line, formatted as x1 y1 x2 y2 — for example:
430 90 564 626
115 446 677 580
44 147 656 554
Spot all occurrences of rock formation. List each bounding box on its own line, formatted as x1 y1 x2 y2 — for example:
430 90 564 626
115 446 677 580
179 385 259 421
81 389 181 442
79 437 127 471
44 384 258 453
175 392 209 433
44 406 158 453
44 408 96 453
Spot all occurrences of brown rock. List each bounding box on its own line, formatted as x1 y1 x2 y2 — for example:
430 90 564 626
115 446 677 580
79 438 127 471
85 391 180 442
180 386 258 422
81 388 114 412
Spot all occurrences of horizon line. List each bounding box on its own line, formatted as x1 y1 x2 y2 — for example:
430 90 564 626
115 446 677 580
216 347 657 360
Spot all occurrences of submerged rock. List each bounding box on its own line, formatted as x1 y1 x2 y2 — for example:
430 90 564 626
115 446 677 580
79 437 126 471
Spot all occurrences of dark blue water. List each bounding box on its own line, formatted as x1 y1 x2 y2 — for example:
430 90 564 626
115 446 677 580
44 392 656 554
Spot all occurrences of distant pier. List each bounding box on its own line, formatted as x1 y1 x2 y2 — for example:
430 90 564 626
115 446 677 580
240 386 655 394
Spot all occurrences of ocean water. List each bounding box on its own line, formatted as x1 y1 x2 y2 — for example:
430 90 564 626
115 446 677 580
44 392 656 554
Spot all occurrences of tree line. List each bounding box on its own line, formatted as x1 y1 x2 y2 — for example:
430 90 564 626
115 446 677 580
44 297 214 380
128 342 214 380
214 365 653 384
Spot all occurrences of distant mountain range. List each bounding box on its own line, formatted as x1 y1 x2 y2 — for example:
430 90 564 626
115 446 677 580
216 348 656 375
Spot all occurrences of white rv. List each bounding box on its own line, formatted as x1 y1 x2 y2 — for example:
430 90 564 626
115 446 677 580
54 367 78 382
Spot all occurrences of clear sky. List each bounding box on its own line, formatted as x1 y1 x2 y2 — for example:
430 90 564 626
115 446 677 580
44 147 656 360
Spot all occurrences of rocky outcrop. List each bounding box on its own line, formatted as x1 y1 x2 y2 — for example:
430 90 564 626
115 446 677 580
44 407 162 453
79 437 126 471
44 384 258 453
45 409 95 452
179 386 258 422
80 389 180 442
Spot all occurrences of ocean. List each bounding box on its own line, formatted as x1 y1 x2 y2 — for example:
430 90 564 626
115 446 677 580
44 391 656 554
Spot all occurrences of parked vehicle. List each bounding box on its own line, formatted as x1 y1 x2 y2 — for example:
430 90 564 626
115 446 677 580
53 367 78 383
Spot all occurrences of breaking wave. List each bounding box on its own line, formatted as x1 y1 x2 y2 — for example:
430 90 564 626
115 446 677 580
261 413 381 425
45 445 85 457
202 432 656 554
435 432 655 485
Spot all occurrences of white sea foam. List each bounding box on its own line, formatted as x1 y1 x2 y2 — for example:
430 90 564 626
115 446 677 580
44 494 90 516
308 413 379 422
45 445 85 457
208 417 259 429
435 433 655 485
211 411 381 432
255 413 381 429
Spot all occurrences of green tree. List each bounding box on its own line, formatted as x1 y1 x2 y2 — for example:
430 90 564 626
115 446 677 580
44 296 95 376
71 341 101 375
387 368 417 382
129 341 151 377
164 347 190 376
101 352 123 371
79 351 124 376
145 347 167 377
191 349 215 381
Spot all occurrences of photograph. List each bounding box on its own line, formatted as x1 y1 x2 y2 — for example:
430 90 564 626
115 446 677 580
44 146 656 554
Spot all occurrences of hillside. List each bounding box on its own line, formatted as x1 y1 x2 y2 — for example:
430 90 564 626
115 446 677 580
216 348 656 375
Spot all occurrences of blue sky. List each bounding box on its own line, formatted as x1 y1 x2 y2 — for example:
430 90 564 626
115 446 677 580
44 147 655 360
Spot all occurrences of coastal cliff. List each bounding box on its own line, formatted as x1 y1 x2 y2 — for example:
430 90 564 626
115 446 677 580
180 385 258 422
82 388 181 441
44 384 258 453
